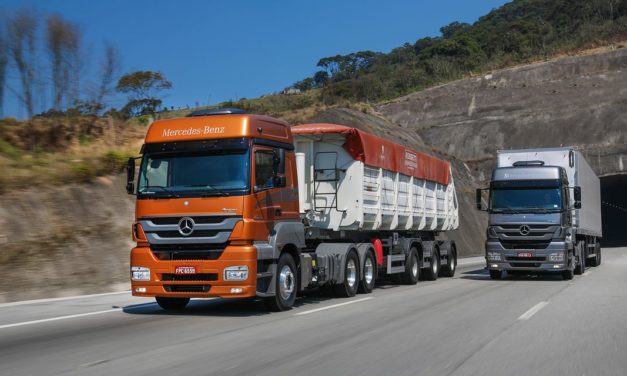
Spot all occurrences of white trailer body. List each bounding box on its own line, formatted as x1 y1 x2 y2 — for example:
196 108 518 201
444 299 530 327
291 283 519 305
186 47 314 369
292 125 458 233
498 148 602 237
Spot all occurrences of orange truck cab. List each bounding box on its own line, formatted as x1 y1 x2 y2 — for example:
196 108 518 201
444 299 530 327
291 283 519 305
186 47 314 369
128 108 302 310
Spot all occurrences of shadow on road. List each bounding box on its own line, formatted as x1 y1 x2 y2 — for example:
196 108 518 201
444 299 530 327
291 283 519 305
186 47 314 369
460 268 566 282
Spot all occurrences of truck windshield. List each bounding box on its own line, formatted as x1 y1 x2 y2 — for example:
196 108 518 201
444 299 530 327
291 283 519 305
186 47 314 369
490 187 563 213
137 149 250 197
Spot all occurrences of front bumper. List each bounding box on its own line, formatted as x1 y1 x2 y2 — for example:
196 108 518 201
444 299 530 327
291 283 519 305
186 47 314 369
485 240 572 272
130 245 257 299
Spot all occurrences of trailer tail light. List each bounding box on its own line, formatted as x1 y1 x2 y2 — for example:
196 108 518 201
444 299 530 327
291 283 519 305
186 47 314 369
372 238 384 266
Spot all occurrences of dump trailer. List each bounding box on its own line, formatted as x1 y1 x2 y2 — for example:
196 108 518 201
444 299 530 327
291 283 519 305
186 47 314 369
476 147 602 280
127 109 459 311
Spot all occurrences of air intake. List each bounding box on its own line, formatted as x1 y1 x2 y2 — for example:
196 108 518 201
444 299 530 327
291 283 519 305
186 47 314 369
187 108 246 117
513 160 545 167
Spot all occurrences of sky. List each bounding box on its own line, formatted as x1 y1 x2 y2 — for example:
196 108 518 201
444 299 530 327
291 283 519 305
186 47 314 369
0 0 510 118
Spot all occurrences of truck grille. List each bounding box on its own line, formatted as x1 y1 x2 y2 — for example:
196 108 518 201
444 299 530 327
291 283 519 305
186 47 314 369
150 244 225 260
150 216 232 225
164 285 211 293
139 215 241 245
161 273 218 281
499 240 551 250
506 256 546 262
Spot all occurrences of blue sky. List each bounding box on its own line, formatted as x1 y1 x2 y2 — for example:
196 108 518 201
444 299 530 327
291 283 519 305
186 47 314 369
1 0 509 118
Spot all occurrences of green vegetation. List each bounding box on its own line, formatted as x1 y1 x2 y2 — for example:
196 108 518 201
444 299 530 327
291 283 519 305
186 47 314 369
290 0 627 103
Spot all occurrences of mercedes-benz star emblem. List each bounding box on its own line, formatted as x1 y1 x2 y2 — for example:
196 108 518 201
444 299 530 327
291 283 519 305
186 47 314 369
519 225 531 236
178 217 195 236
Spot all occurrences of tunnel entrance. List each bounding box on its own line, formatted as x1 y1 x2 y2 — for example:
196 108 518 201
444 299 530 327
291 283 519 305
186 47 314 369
600 174 627 247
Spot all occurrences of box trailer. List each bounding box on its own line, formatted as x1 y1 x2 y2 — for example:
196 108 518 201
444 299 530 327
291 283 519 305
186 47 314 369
128 110 460 311
477 147 602 280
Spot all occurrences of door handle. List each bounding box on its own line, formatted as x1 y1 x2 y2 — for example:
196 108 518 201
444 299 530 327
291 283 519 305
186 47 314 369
274 208 282 216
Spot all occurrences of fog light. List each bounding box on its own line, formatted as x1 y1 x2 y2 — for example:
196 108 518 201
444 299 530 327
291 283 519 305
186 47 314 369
135 287 146 293
230 288 243 293
549 252 564 262
224 266 249 281
487 252 502 261
553 264 563 269
131 266 150 281
490 264 499 268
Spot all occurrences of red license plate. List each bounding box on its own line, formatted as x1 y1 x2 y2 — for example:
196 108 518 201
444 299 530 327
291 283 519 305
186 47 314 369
517 252 533 258
175 266 196 274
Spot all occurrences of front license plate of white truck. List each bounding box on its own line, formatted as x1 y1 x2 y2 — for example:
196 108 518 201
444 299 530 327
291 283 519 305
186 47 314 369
517 252 533 258
175 266 196 274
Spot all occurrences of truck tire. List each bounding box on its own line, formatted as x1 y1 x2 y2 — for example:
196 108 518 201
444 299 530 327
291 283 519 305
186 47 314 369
421 248 440 281
489 270 502 280
589 242 601 267
562 268 574 280
440 246 457 278
265 253 297 311
401 248 420 285
575 241 585 275
155 297 190 311
358 251 376 293
596 243 602 266
333 251 360 298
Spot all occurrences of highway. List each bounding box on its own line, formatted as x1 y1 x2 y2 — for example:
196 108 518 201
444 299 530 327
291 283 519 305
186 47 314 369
1 248 626 376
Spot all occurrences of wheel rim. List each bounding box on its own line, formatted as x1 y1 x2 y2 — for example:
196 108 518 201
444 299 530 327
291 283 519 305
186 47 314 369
412 254 418 277
279 265 295 300
364 258 374 284
347 258 357 287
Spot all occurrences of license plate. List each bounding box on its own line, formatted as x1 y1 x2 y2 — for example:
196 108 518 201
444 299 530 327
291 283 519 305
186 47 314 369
517 252 533 258
175 266 196 274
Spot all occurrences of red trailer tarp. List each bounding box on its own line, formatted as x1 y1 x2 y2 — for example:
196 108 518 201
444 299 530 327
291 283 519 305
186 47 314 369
291 123 451 186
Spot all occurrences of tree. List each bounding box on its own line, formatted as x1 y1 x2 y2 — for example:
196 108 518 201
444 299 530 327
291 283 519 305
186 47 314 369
293 77 314 92
313 70 329 87
45 14 81 110
116 71 172 117
8 9 38 117
93 41 121 111
440 21 471 39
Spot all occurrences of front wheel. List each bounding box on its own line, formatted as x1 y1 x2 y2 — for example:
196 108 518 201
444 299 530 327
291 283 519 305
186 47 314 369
265 253 297 311
156 297 190 311
333 251 360 298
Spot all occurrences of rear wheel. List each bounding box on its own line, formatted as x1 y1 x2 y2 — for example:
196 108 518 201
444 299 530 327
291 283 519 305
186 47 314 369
589 242 601 267
156 297 190 311
358 251 376 293
440 246 457 277
265 253 297 311
489 270 502 280
401 248 420 285
333 251 360 297
421 248 440 281
575 241 585 275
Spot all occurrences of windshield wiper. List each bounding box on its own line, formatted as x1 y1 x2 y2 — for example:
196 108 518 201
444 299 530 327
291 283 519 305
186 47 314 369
184 184 231 197
491 207 521 214
139 185 180 198
523 206 563 213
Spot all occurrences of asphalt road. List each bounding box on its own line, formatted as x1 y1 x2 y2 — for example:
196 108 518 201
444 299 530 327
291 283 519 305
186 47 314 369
1 249 626 376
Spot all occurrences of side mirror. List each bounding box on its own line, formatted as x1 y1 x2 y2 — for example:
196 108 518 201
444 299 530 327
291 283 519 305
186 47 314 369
273 148 286 175
126 157 136 195
574 186 581 209
273 175 287 188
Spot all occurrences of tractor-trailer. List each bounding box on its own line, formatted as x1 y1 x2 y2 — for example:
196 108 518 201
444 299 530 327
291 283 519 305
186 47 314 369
476 147 602 280
127 108 460 311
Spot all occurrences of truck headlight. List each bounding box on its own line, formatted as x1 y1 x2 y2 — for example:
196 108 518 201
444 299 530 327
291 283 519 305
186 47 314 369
487 252 502 261
131 266 150 281
549 252 564 262
224 266 249 281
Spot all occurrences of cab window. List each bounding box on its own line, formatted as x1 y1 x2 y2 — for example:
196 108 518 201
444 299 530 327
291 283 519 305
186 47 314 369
255 150 275 190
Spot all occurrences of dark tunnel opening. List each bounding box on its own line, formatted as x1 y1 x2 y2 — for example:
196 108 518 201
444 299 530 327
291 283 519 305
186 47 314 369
600 174 627 247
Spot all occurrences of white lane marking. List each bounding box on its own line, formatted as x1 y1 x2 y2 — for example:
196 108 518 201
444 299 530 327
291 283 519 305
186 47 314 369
457 256 485 266
0 291 130 308
583 271 592 276
294 297 373 316
0 308 122 329
518 301 549 321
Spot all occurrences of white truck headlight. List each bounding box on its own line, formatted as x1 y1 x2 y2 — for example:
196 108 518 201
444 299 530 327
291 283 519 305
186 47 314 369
549 252 564 262
224 266 249 281
487 252 502 261
131 266 151 281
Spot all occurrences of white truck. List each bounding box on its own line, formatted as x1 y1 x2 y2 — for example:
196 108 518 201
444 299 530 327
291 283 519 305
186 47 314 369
477 147 602 280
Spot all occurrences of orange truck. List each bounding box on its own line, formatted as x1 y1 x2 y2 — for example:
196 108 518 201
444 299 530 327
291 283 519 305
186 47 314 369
127 108 460 311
